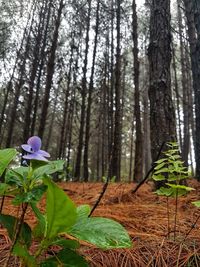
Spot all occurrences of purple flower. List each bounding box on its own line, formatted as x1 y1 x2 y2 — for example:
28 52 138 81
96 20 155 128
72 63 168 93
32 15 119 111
21 136 50 161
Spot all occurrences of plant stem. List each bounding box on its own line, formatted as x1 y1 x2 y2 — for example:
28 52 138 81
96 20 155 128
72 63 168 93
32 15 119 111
0 195 6 214
34 245 45 259
183 212 200 242
4 203 28 267
174 188 178 241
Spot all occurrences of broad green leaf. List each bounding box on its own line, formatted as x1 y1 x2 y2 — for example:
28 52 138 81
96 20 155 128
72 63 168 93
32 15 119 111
31 203 46 239
154 162 166 170
0 183 9 195
13 243 36 267
154 168 170 174
152 174 165 181
155 158 167 164
33 160 65 179
69 217 131 249
51 238 80 249
166 183 195 191
192 201 200 208
155 187 173 197
40 248 88 267
12 184 47 205
76 205 91 220
0 214 32 247
0 148 17 176
31 159 49 170
6 167 29 186
43 176 77 239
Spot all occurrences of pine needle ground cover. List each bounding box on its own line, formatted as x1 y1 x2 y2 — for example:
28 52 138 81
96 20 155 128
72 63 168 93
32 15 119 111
1 181 200 266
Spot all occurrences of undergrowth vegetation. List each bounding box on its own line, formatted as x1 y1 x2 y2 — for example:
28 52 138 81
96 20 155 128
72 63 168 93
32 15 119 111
0 137 131 267
0 139 200 266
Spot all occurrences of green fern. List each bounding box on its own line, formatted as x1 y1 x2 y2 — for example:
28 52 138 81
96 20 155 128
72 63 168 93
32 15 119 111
152 142 193 197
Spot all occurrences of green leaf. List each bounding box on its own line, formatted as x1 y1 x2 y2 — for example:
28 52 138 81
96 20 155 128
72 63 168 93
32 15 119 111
40 248 88 267
12 184 47 205
33 160 65 179
192 201 200 208
51 238 80 249
31 203 46 239
43 176 77 239
6 167 29 186
154 162 166 170
166 183 195 191
13 243 36 267
76 205 90 220
31 160 49 170
0 148 17 176
0 214 32 247
69 217 131 249
154 168 169 174
155 187 173 197
152 174 165 181
0 183 9 195
155 158 167 164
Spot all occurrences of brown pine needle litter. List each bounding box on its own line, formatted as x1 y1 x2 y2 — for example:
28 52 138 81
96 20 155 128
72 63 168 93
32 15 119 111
1 180 200 266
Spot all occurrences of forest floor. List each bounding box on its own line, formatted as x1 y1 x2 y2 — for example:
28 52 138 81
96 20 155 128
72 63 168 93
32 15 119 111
1 180 200 266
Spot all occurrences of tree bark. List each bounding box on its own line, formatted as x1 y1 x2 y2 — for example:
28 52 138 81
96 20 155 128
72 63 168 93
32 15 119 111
74 0 91 180
148 0 176 169
83 0 100 181
183 0 200 179
38 0 64 139
110 0 122 182
132 0 143 182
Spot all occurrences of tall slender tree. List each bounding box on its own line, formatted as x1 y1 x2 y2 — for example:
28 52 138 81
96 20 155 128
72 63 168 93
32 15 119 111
74 0 92 180
83 0 100 181
148 0 176 167
132 0 143 182
110 0 122 181
38 0 64 139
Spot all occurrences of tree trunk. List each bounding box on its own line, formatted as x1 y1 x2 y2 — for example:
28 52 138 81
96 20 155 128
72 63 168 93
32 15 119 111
83 0 100 181
6 10 35 147
110 0 122 182
132 0 143 182
74 0 91 180
23 0 47 142
38 0 64 139
177 0 189 166
183 0 200 179
31 0 52 136
58 40 74 158
148 0 176 168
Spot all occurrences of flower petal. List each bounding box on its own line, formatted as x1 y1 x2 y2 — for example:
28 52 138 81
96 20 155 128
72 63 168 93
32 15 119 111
38 149 50 157
21 144 33 153
23 153 48 161
27 136 41 152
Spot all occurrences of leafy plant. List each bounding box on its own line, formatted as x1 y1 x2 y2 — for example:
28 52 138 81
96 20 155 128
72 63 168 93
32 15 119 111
0 136 131 267
152 142 193 240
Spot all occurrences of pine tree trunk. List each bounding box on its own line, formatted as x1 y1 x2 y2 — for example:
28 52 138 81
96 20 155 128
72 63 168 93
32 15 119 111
132 0 143 182
110 0 122 182
23 0 47 142
38 0 64 139
83 0 100 181
148 0 176 171
74 0 91 180
31 0 52 136
177 0 189 166
183 0 200 179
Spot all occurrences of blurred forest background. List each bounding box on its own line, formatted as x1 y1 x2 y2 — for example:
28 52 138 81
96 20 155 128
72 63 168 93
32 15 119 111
0 0 199 182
